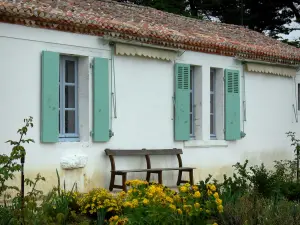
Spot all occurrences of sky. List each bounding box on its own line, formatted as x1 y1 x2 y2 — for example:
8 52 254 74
279 20 300 41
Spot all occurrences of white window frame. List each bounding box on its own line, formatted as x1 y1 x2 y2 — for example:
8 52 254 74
298 83 300 111
59 56 79 141
190 67 195 138
210 69 216 139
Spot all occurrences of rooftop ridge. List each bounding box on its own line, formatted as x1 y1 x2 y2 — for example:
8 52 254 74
0 0 299 65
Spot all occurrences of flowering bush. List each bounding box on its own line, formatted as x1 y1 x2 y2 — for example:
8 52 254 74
78 188 122 216
106 179 223 225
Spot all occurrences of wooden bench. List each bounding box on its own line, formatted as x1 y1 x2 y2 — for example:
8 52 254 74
104 148 196 192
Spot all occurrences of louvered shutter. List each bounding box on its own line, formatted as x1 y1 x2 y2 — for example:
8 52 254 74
41 51 59 143
93 57 110 142
224 69 241 140
174 63 190 141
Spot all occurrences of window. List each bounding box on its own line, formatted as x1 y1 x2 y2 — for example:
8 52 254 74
59 56 79 140
298 84 300 111
190 67 195 137
210 69 216 138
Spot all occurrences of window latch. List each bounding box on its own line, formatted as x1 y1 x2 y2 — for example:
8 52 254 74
172 95 176 106
90 131 94 137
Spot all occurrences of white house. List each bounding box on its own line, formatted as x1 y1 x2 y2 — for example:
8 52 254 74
0 0 300 193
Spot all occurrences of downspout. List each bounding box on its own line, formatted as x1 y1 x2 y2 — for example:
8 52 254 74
241 62 246 138
293 66 300 123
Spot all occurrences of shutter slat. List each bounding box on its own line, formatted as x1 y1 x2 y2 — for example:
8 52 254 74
41 51 59 143
93 57 110 142
174 63 190 141
225 69 241 140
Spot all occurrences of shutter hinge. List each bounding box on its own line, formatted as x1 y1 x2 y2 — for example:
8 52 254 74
90 131 94 137
90 62 93 69
109 130 114 138
240 131 246 138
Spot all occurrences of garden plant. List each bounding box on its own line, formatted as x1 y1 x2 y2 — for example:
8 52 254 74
1 118 300 224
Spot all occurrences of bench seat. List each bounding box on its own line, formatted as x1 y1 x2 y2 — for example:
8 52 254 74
113 167 196 173
105 148 196 191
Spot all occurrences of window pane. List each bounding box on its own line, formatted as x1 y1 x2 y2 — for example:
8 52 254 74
210 114 214 135
210 94 214 113
210 72 214 92
59 111 60 133
65 110 76 134
65 60 75 83
65 86 75 108
190 92 193 112
190 71 193 90
190 114 193 135
298 84 300 110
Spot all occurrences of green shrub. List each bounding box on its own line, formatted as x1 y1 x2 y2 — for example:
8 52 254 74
217 194 300 225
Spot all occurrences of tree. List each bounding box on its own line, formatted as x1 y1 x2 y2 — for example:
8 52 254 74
190 0 298 39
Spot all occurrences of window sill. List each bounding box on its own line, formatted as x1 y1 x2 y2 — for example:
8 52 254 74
59 137 80 142
184 140 228 148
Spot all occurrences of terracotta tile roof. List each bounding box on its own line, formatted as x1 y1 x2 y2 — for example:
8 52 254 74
0 0 299 65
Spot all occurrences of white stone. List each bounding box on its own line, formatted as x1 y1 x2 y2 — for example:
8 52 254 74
60 154 88 170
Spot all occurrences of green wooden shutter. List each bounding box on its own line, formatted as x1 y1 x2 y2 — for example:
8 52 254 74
93 57 110 142
41 51 59 143
174 63 190 141
225 69 241 140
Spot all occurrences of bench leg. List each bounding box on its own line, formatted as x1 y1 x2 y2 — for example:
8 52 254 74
146 172 151 182
122 173 127 192
177 170 183 186
109 172 116 191
158 171 163 185
189 170 194 185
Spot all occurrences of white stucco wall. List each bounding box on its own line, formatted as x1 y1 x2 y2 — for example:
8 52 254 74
0 22 297 194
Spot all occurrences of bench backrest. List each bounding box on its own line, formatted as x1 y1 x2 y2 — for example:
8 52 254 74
105 148 183 156
105 148 184 171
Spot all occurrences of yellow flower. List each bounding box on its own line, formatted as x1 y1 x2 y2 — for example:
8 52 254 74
213 192 219 199
216 198 222 205
123 202 132 208
132 199 139 208
194 202 200 208
180 186 188 193
169 204 176 211
166 196 173 203
53 206 56 209
217 205 224 213
183 205 192 212
207 190 212 196
184 183 191 187
192 185 199 191
177 209 183 215
148 193 153 198
143 198 149 205
206 209 211 214
173 195 181 202
210 184 216 192
213 223 218 225
109 215 119 222
194 191 201 198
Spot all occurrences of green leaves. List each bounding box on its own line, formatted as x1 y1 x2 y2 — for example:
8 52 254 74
0 116 34 197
